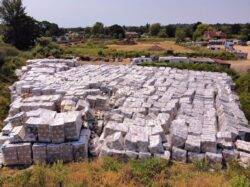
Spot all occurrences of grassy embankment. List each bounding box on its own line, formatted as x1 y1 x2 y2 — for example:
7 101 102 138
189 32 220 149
0 157 249 187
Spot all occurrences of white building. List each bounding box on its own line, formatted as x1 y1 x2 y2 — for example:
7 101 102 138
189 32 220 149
131 57 152 65
159 56 190 63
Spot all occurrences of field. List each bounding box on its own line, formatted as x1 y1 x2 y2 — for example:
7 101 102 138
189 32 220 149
107 40 193 53
61 39 193 58
228 45 250 73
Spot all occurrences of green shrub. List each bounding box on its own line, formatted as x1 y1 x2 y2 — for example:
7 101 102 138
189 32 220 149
236 73 250 121
29 163 47 187
1 57 22 77
32 37 64 58
102 157 124 172
193 159 210 172
130 158 169 185
49 161 68 187
238 92 250 121
13 170 32 187
236 73 250 93
230 175 250 187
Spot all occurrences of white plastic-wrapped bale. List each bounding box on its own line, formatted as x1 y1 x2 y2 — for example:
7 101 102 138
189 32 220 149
2 141 18 166
235 140 250 153
170 119 188 148
155 151 171 160
61 143 74 163
188 152 205 163
172 147 187 163
16 143 32 165
64 111 82 141
9 126 25 143
222 149 239 162
47 144 62 163
106 132 124 150
185 135 201 153
32 143 47 164
72 129 91 161
149 134 164 154
2 123 13 136
103 122 128 138
50 114 65 144
205 152 223 165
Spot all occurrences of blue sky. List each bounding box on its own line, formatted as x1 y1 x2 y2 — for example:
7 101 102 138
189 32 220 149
23 0 250 27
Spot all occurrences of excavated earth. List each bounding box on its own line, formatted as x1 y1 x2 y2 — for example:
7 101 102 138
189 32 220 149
0 59 250 167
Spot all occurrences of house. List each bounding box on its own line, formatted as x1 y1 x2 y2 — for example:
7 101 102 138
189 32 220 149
214 59 231 68
208 39 226 45
132 57 152 65
56 31 84 44
204 31 226 41
207 45 222 51
225 41 235 51
159 56 189 63
125 32 140 39
189 57 215 64
234 51 248 59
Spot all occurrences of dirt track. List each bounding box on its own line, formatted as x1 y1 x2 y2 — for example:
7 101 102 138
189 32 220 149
228 45 250 73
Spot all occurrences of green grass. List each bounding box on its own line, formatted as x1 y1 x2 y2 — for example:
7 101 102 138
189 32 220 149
0 158 249 187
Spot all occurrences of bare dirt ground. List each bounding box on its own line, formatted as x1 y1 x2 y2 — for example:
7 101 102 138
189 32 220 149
228 45 250 73
108 41 192 53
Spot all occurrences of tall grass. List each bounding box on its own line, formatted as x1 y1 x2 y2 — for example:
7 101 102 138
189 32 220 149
0 157 249 187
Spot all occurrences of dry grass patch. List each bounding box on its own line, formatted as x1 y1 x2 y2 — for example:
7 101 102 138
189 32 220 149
0 158 249 187
108 41 193 53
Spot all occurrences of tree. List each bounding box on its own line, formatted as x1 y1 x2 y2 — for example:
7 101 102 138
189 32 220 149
91 22 104 36
145 23 150 33
38 21 62 37
165 25 176 38
175 28 186 42
106 24 125 39
32 37 63 58
0 0 39 49
149 23 161 36
231 24 241 35
239 24 250 42
192 22 202 32
158 28 167 38
193 24 212 41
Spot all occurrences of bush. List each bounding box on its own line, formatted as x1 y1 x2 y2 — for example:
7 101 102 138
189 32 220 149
236 73 250 93
102 157 124 172
236 73 250 121
32 37 63 58
49 161 68 187
130 158 169 185
1 56 22 77
193 160 210 172
29 164 47 187
13 170 32 187
230 175 250 187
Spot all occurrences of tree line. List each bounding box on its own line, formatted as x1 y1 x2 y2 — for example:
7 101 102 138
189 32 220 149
1 0 250 50
0 0 63 49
